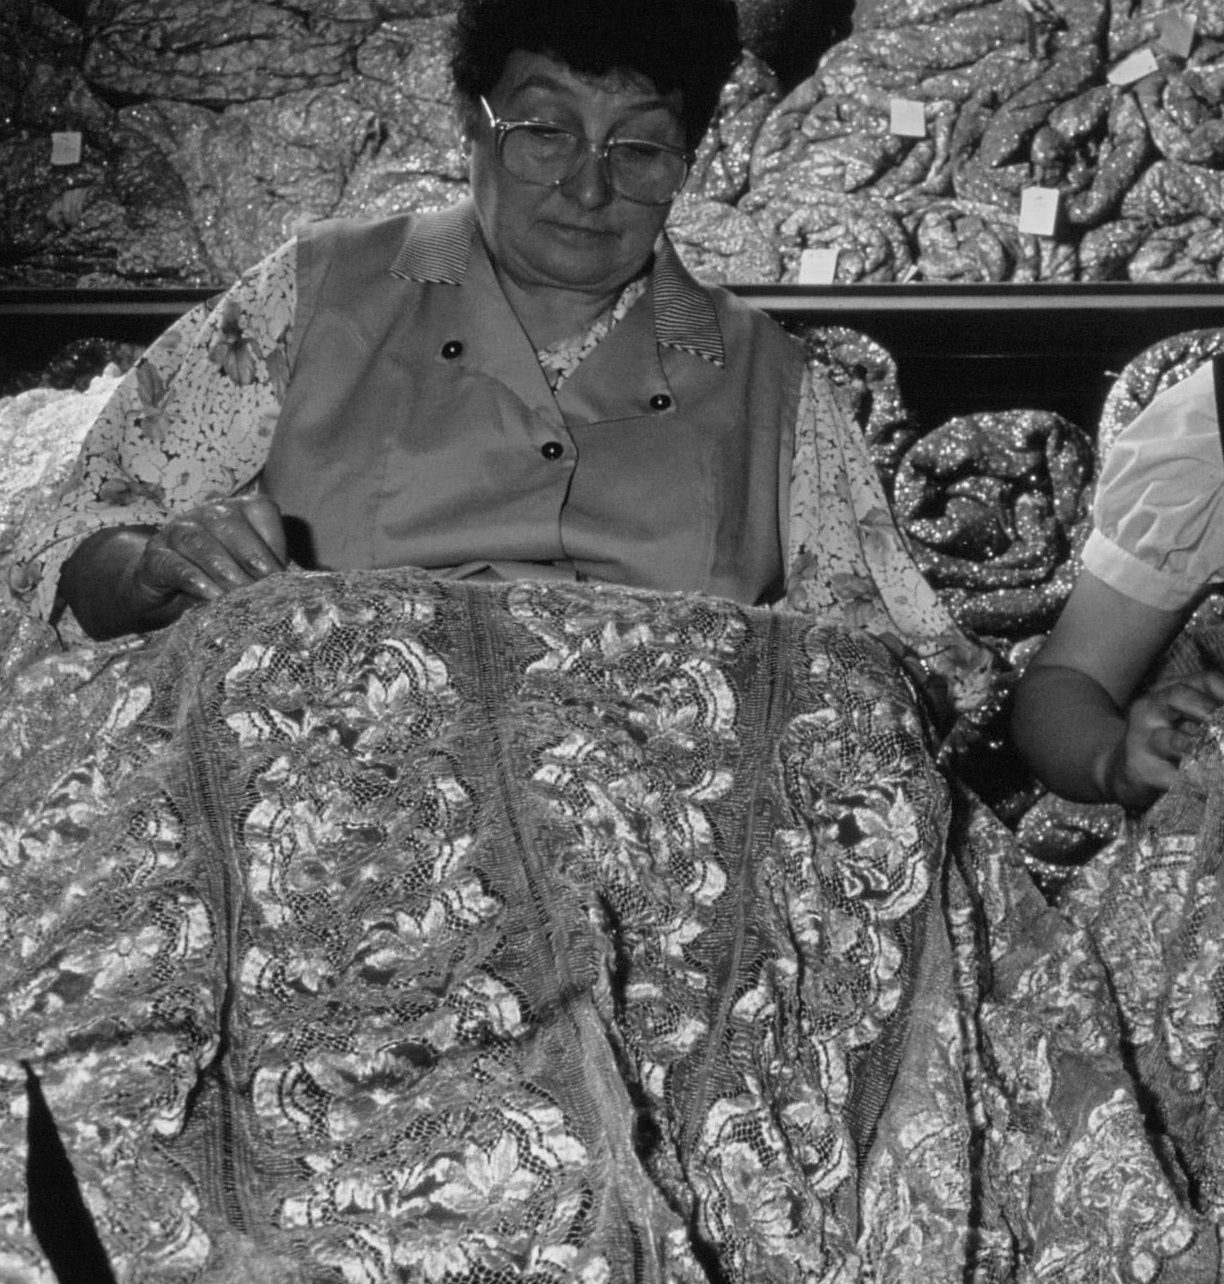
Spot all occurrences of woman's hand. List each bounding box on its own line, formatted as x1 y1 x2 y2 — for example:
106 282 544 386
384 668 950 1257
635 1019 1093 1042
131 495 287 611
1103 670 1224 807
60 495 288 640
1011 571 1218 811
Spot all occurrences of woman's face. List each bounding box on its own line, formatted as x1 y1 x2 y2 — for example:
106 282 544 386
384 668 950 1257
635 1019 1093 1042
466 50 686 301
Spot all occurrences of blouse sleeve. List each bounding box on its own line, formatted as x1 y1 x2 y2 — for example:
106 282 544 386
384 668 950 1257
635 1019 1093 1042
1083 359 1224 612
8 237 299 628
783 365 997 721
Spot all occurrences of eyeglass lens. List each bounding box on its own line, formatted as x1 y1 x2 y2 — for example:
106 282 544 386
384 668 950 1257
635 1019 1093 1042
500 124 687 203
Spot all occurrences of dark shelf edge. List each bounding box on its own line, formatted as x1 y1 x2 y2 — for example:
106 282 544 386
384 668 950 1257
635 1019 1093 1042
1 282 1222 317
731 282 1224 314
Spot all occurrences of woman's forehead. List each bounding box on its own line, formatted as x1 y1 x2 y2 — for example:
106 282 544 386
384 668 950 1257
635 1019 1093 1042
493 49 681 117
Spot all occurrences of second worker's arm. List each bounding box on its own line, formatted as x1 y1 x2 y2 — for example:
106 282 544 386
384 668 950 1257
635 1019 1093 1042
1012 570 1224 811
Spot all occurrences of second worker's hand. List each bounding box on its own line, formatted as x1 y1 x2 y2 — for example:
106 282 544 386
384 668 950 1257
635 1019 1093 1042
1106 668 1224 808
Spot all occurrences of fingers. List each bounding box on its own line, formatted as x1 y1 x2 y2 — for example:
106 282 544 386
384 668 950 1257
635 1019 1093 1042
1159 687 1223 731
1146 672 1224 731
136 540 228 607
240 493 290 566
1132 753 1182 795
134 497 287 607
1119 678 1224 799
1140 720 1197 765
1187 668 1224 704
1129 692 1200 759
1115 721 1187 806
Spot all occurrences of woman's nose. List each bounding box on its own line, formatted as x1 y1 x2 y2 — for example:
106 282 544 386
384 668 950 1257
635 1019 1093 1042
560 144 614 207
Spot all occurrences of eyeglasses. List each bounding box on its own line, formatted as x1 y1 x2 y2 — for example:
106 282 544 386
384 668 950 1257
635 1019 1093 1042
479 96 692 206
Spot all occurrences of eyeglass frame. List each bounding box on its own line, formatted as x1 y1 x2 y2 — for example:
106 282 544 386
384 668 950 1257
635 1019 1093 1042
478 96 694 206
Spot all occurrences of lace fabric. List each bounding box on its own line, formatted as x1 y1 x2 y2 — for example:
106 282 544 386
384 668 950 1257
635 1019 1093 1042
1 572 1218 1281
0 574 944 1279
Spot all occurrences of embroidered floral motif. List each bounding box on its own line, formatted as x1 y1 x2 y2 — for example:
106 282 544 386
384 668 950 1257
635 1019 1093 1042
0 575 1218 1281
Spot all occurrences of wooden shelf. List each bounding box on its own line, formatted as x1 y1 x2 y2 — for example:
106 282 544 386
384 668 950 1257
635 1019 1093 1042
731 281 1224 313
4 283 1222 432
3 281 1221 321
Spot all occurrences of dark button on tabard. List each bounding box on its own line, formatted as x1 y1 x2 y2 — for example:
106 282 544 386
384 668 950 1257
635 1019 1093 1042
649 393 672 411
441 340 463 359
540 441 564 460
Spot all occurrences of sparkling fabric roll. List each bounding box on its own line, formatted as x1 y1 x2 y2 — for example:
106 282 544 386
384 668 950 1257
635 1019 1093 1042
892 408 1095 635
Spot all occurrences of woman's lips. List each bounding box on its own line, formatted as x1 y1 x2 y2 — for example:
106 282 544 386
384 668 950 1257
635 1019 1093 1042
547 221 616 243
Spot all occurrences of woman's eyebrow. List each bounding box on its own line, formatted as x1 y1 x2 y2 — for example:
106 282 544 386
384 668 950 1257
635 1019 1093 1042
508 72 568 96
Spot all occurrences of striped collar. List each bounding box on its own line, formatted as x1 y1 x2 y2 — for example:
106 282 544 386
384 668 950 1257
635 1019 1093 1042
389 198 725 368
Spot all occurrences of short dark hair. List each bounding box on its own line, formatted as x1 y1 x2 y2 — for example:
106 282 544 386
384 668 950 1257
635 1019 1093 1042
450 0 741 150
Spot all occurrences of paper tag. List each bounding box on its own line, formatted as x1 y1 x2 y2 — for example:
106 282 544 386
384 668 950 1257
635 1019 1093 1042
798 247 840 284
889 97 927 138
1107 46 1160 85
1019 186 1061 237
1156 11 1196 58
50 131 82 166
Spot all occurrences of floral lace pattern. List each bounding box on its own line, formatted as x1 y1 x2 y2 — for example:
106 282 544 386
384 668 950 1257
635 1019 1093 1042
0 575 943 1280
0 574 1218 1282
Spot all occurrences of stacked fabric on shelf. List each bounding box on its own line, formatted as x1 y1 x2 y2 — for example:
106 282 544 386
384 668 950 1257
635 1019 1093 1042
5 0 1222 287
675 0 1224 283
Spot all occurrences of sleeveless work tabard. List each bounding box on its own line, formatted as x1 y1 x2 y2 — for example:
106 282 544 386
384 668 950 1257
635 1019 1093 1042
262 205 804 605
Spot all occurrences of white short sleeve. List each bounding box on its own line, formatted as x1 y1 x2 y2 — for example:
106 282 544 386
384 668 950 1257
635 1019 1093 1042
1083 359 1224 611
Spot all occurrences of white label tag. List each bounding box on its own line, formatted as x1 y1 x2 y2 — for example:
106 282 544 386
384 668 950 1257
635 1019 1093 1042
798 247 840 284
1107 46 1160 85
889 98 927 138
1156 11 1196 58
1019 186 1061 237
50 131 82 166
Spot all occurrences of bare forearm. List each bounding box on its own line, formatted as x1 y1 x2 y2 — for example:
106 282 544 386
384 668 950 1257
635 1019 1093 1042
1011 663 1152 810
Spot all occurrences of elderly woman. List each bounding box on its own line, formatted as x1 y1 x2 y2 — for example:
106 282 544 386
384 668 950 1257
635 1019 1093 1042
6 1 1218 1282
26 0 802 642
13 0 978 707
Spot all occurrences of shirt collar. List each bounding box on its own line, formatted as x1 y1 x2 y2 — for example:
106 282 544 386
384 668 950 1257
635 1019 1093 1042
389 198 725 368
